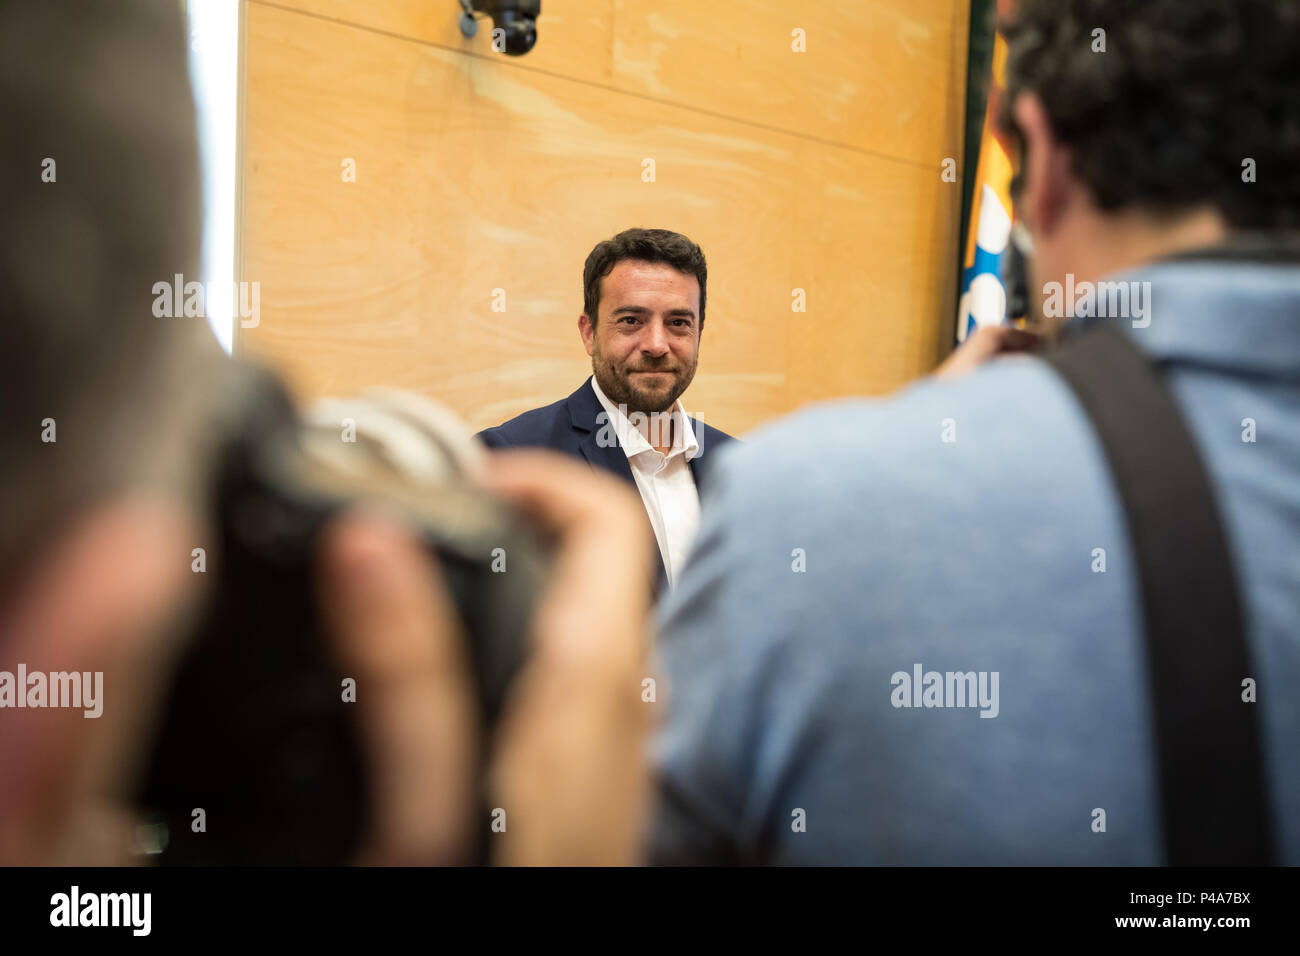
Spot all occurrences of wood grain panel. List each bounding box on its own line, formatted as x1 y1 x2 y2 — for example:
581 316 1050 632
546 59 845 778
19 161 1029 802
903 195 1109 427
240 0 967 436
253 0 963 163
611 0 965 164
252 0 615 86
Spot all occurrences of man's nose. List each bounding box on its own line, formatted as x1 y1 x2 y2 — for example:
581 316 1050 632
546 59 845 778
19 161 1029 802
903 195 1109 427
641 319 669 356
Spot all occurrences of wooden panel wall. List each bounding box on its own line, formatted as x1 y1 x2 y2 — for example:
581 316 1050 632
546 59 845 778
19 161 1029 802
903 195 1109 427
240 0 969 436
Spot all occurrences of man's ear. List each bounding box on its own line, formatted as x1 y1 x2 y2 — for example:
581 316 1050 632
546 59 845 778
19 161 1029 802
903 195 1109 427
1012 92 1074 239
578 314 595 357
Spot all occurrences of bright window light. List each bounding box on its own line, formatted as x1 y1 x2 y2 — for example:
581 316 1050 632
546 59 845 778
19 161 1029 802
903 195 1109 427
186 0 241 354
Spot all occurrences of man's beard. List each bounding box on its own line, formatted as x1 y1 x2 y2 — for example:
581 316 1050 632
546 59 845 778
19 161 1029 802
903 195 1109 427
591 347 697 416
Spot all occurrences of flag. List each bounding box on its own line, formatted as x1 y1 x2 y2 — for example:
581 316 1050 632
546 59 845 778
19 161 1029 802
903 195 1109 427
956 13 1020 343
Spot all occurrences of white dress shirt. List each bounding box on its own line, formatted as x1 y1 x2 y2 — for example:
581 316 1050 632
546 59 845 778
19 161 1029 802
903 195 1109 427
589 375 701 589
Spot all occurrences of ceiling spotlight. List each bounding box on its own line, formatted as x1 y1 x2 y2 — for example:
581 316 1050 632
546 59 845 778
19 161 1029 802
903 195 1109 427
458 0 540 56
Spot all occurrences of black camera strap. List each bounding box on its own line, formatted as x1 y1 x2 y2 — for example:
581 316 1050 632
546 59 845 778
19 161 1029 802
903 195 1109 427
1042 321 1275 865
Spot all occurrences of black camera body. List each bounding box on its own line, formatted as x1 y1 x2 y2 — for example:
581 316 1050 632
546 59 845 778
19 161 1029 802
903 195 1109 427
134 367 544 864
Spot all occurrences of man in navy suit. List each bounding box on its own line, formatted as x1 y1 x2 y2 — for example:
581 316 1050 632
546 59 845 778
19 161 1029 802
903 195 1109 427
477 228 736 595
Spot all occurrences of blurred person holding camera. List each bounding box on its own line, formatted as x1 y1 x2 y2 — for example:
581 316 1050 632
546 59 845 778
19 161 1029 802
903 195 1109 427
0 0 652 867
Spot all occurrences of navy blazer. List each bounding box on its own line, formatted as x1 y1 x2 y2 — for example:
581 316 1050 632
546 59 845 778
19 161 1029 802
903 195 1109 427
476 378 737 595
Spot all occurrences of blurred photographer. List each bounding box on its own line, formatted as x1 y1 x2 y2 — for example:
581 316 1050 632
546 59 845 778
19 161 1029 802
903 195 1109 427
0 0 652 866
650 0 1300 865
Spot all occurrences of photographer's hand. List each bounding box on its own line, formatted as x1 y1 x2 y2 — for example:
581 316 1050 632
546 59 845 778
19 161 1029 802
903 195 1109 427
318 512 478 866
935 325 1041 379
318 449 654 867
478 450 655 866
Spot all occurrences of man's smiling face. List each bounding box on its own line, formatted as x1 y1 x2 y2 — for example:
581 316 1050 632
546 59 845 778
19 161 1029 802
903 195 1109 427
579 260 701 415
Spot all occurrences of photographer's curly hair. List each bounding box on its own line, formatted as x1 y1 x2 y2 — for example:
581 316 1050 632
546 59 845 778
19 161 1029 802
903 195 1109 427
997 0 1300 230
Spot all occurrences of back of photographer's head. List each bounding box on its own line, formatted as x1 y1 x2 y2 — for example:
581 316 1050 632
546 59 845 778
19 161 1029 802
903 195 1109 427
997 0 1300 303
0 0 222 593
0 0 220 863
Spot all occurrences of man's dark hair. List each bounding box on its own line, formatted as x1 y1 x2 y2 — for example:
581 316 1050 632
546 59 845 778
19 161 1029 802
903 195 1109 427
998 0 1300 230
582 228 708 329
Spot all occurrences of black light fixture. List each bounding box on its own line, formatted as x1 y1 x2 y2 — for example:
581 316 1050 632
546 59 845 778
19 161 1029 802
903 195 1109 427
458 0 540 56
